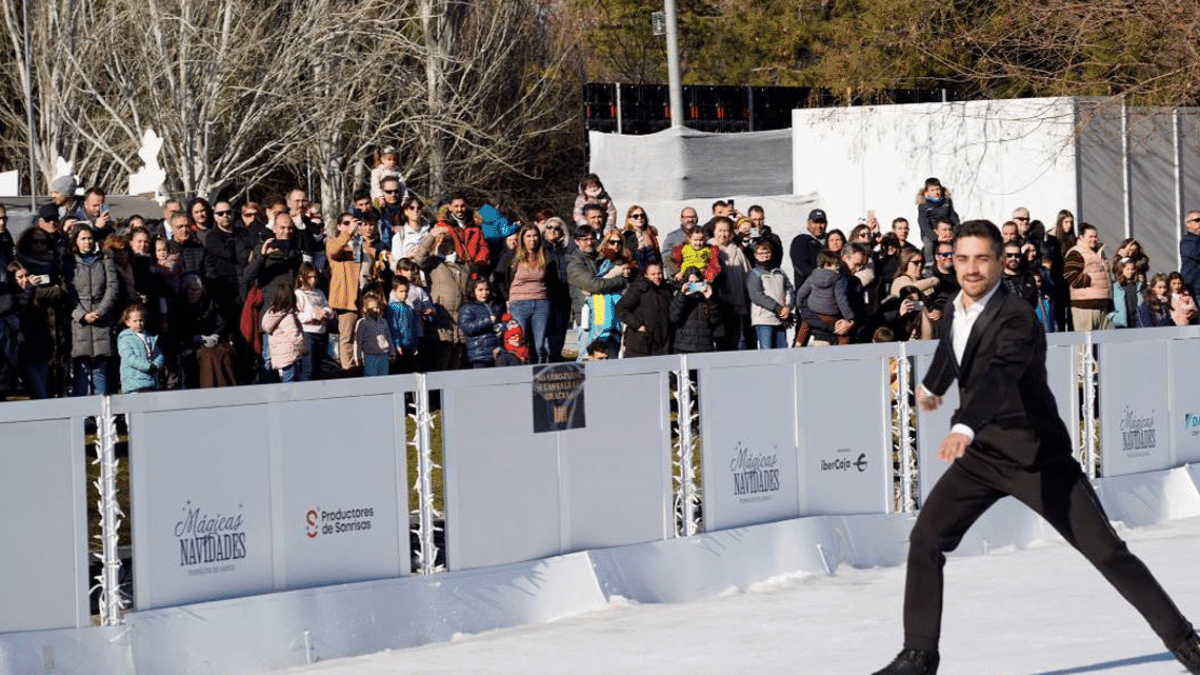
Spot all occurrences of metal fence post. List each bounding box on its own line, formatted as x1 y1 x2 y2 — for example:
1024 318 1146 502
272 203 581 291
896 344 916 513
94 396 125 625
1083 332 1098 478
674 355 701 537
410 374 441 574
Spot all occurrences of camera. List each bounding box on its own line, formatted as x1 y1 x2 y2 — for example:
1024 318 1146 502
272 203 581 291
686 281 707 294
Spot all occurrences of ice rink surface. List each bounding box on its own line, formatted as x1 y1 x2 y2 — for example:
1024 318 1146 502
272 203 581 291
281 517 1200 675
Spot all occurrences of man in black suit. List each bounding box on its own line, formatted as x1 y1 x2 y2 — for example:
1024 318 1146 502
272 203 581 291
872 220 1200 675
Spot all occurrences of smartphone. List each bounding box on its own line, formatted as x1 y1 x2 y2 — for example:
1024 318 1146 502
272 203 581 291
912 300 925 311
100 203 111 215
686 281 707 294
274 238 293 252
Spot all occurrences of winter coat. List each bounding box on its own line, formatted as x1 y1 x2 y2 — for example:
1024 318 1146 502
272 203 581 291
916 196 960 241
386 300 419 351
746 264 793 327
117 329 163 393
565 247 626 320
670 289 723 354
615 276 673 357
261 309 305 370
459 301 502 365
795 267 854 321
69 251 119 358
585 258 625 344
415 234 472 343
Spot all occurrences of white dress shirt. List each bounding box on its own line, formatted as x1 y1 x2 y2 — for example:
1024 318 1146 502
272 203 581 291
927 280 1003 442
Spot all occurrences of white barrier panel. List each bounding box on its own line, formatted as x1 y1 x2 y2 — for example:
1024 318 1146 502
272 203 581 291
436 358 673 571
118 379 412 610
1045 334 1081 454
796 351 893 516
0 398 92 632
694 350 801 531
1170 338 1200 465
913 345 959 501
1096 336 1172 476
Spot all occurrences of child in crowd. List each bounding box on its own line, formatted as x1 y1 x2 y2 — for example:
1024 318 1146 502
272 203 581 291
746 240 794 349
495 314 529 366
671 228 722 283
261 285 307 383
458 278 502 368
370 145 405 204
395 258 435 370
571 173 618 229
153 237 182 295
117 303 163 394
795 250 856 346
386 276 420 373
294 262 334 381
355 291 394 377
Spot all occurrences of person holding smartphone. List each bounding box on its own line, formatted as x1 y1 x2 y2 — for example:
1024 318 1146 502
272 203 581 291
670 265 723 354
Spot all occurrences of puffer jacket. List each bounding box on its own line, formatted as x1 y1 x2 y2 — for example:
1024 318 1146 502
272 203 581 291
458 301 502 365
670 289 723 354
261 309 305 370
615 276 673 356
69 251 119 358
117 329 163 392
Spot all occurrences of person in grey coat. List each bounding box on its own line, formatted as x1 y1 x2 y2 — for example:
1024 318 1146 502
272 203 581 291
68 225 119 395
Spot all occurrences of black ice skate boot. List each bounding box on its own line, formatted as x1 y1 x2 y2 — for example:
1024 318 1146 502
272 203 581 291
1171 633 1200 674
870 648 939 675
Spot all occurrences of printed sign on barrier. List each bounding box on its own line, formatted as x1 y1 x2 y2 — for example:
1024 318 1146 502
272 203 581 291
131 405 275 609
797 359 891 515
275 397 408 588
1098 341 1171 476
1170 340 1200 465
698 364 801 532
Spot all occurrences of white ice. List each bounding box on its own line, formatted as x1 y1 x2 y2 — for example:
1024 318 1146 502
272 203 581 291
280 516 1200 675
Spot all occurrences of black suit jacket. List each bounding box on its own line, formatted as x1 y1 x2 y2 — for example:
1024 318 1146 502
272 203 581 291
922 283 1072 467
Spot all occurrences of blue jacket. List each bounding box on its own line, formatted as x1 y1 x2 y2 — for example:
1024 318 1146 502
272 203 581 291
458 301 501 364
117 329 163 393
386 300 419 351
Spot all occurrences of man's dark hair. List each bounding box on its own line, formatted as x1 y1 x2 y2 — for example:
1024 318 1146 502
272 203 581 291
843 242 870 260
586 337 616 357
85 186 106 200
574 224 595 240
581 203 605 217
710 215 733 231
748 205 764 217
1078 222 1097 236
817 250 839 268
352 189 371 202
892 217 909 227
711 199 730 213
956 219 1003 257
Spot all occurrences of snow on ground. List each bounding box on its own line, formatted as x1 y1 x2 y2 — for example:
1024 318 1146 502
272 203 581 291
282 517 1200 675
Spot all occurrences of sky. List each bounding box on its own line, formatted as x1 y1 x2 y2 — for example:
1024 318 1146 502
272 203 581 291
279 516 1200 675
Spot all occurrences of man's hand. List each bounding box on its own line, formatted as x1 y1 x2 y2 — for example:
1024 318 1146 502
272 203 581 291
938 432 970 462
917 387 941 411
833 319 853 335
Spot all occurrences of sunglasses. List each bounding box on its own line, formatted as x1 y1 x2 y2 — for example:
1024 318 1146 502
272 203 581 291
405 204 421 211
384 189 401 196
909 259 923 265
630 213 646 219
937 252 953 258
214 210 232 217
1005 252 1021 258
545 226 561 232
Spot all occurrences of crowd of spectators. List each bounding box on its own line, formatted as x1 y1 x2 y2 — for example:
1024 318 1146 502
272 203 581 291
1 169 1199 400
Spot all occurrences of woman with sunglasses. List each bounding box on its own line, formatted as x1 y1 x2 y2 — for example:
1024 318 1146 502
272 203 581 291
389 196 430 265
583 231 634 350
500 224 555 363
889 248 938 299
621 205 661 270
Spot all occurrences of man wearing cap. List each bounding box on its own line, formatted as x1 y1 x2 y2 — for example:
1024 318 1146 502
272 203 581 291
36 203 72 269
789 208 827 288
49 176 86 222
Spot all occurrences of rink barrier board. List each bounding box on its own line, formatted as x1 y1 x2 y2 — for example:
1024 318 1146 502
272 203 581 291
1 328 1198 635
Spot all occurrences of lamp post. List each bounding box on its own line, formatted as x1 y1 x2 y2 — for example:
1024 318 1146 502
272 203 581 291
22 0 37 209
663 0 683 128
